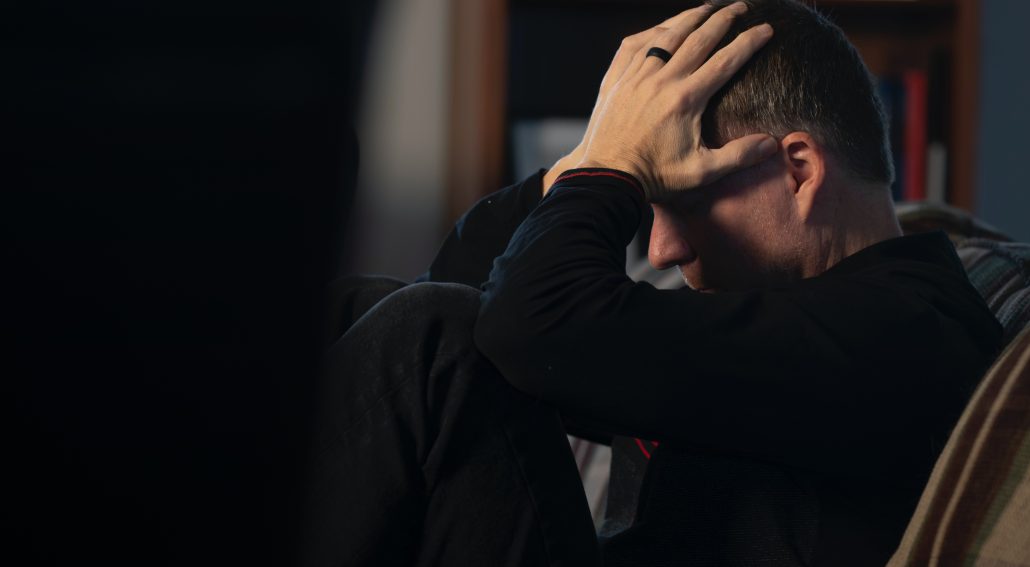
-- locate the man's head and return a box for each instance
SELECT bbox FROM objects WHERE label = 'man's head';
[702,0,892,185]
[649,0,900,292]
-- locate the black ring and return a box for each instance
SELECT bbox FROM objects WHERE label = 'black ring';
[646,47,673,63]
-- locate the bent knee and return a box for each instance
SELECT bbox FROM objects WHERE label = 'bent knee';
[390,282,480,319]
[368,282,482,349]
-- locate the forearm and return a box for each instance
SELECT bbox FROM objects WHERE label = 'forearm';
[473,169,900,476]
[475,168,652,429]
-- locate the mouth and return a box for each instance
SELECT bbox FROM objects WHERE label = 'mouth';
[680,270,718,293]
[686,280,717,293]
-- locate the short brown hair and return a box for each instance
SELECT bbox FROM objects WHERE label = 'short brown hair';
[701,0,894,185]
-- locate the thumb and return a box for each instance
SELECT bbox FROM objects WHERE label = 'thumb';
[695,133,779,188]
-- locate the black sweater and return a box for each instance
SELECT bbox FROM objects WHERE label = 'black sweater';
[425,168,1002,566]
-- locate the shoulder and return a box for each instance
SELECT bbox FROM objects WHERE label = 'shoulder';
[791,231,1002,370]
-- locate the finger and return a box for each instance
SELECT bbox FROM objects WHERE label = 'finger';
[686,23,774,104]
[665,1,749,77]
[629,5,715,77]
[590,18,683,137]
[686,133,780,189]
[616,5,717,84]
[658,4,713,29]
[603,26,666,89]
[624,5,708,60]
[700,134,778,187]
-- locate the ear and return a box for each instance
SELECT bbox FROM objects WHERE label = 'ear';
[781,132,826,221]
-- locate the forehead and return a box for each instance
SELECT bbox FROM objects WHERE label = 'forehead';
[667,167,765,210]
[663,162,788,227]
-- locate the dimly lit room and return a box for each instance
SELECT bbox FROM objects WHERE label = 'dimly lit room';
[8,0,1029,565]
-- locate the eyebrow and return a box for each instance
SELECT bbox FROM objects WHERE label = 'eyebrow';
[667,185,717,212]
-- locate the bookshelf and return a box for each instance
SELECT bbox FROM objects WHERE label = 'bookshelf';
[485,0,982,212]
[445,0,980,223]
[813,0,980,209]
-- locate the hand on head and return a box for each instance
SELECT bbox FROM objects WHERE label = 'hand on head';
[544,2,778,200]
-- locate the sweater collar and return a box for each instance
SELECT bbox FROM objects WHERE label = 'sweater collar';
[822,230,962,277]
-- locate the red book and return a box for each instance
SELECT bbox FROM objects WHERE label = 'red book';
[902,69,928,201]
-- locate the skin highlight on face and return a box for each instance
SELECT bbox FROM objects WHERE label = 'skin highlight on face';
[649,142,805,293]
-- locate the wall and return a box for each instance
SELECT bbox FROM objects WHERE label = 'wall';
[350,0,450,280]
[976,0,1030,241]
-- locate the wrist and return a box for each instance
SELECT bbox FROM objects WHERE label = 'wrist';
[552,166,646,201]
[543,152,583,196]
[575,158,650,199]
[542,168,560,197]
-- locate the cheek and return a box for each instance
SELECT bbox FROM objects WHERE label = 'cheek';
[705,194,792,263]
[706,198,765,244]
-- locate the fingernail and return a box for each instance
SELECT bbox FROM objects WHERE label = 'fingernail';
[732,2,748,14]
[759,137,778,155]
[760,23,774,37]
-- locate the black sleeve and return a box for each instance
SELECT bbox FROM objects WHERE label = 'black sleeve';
[473,168,974,479]
[416,169,545,287]
[418,168,615,443]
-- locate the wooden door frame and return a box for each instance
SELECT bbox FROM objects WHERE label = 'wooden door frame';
[446,0,509,228]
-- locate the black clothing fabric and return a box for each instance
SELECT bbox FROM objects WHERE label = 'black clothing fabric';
[317,168,1000,565]
[305,278,599,567]
[424,168,1000,565]
[418,170,546,287]
[477,170,1000,460]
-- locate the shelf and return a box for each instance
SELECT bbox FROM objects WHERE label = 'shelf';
[450,0,981,214]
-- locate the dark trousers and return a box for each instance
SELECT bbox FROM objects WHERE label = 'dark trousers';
[302,277,601,567]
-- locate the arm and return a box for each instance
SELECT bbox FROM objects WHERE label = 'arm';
[473,169,949,479]
[418,4,747,286]
[476,5,903,477]
[474,172,814,448]
[417,170,544,287]
[418,169,621,444]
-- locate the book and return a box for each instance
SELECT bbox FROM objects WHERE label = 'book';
[902,69,928,201]
[925,49,951,203]
[877,76,906,201]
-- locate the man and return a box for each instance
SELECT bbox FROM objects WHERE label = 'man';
[306,1,1002,565]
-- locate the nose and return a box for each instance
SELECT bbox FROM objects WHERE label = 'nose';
[648,204,697,270]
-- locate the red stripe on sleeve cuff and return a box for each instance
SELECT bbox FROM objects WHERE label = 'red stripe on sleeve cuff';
[553,169,645,200]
